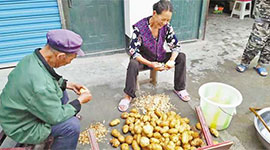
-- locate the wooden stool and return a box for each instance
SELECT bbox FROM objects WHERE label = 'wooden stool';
[136,69,157,90]
[0,127,52,150]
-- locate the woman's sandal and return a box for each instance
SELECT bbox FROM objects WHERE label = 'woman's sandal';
[236,64,248,73]
[174,89,191,102]
[118,98,131,112]
[253,67,268,77]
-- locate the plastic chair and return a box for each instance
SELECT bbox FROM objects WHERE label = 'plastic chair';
[230,0,252,19]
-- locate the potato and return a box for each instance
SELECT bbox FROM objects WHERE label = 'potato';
[161,114,168,121]
[167,111,176,117]
[154,126,161,132]
[150,121,156,127]
[183,143,191,150]
[110,138,120,147]
[150,113,159,120]
[175,114,182,120]
[175,146,183,150]
[135,113,141,119]
[178,125,185,133]
[154,110,162,118]
[160,121,169,127]
[190,146,197,150]
[196,122,201,130]
[190,138,203,147]
[167,116,175,122]
[146,133,153,138]
[142,115,150,122]
[110,119,120,126]
[175,140,181,146]
[111,129,121,138]
[188,131,194,141]
[133,134,138,141]
[122,125,129,134]
[121,112,129,119]
[181,131,189,144]
[125,135,133,144]
[153,132,162,139]
[159,142,165,148]
[164,141,175,150]
[118,135,125,143]
[150,138,160,144]
[163,133,170,138]
[164,137,170,144]
[160,126,169,134]
[129,123,134,132]
[129,113,136,118]
[132,140,141,150]
[143,124,154,135]
[120,143,129,150]
[134,119,141,125]
[170,134,179,143]
[126,117,135,125]
[168,128,178,134]
[130,108,139,113]
[151,143,162,150]
[191,131,200,138]
[182,117,190,124]
[134,125,142,134]
[213,140,219,145]
[169,119,177,128]
[140,136,150,147]
[136,134,141,144]
[155,119,162,126]
[210,128,219,137]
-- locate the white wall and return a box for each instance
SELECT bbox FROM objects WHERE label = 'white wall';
[124,0,159,38]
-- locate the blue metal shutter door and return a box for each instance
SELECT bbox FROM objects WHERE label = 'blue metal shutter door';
[0,0,62,64]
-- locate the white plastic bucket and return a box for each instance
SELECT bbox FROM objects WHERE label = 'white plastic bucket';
[199,82,243,130]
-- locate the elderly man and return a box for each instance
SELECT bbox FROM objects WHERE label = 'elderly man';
[0,29,92,150]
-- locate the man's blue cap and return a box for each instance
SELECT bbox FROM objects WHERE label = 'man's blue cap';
[46,29,85,56]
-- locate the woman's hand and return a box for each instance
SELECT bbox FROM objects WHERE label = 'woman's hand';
[165,60,175,70]
[66,82,83,95]
[149,62,165,71]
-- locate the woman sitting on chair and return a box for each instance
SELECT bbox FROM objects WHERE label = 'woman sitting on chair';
[118,0,190,112]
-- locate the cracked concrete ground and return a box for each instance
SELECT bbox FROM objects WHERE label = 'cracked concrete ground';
[0,13,269,149]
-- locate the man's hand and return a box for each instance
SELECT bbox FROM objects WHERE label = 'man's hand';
[67,82,83,95]
[78,87,92,104]
[149,62,165,71]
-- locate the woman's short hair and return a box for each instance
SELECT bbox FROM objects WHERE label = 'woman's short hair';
[153,0,173,14]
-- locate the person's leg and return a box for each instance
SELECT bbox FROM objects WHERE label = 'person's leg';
[256,38,270,76]
[123,59,144,98]
[161,52,186,90]
[120,59,144,111]
[240,21,268,66]
[50,117,80,150]
[174,53,186,91]
[163,52,190,101]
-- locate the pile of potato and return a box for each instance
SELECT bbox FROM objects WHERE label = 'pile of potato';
[109,108,205,150]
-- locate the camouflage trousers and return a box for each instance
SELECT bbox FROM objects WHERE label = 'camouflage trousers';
[241,20,270,66]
